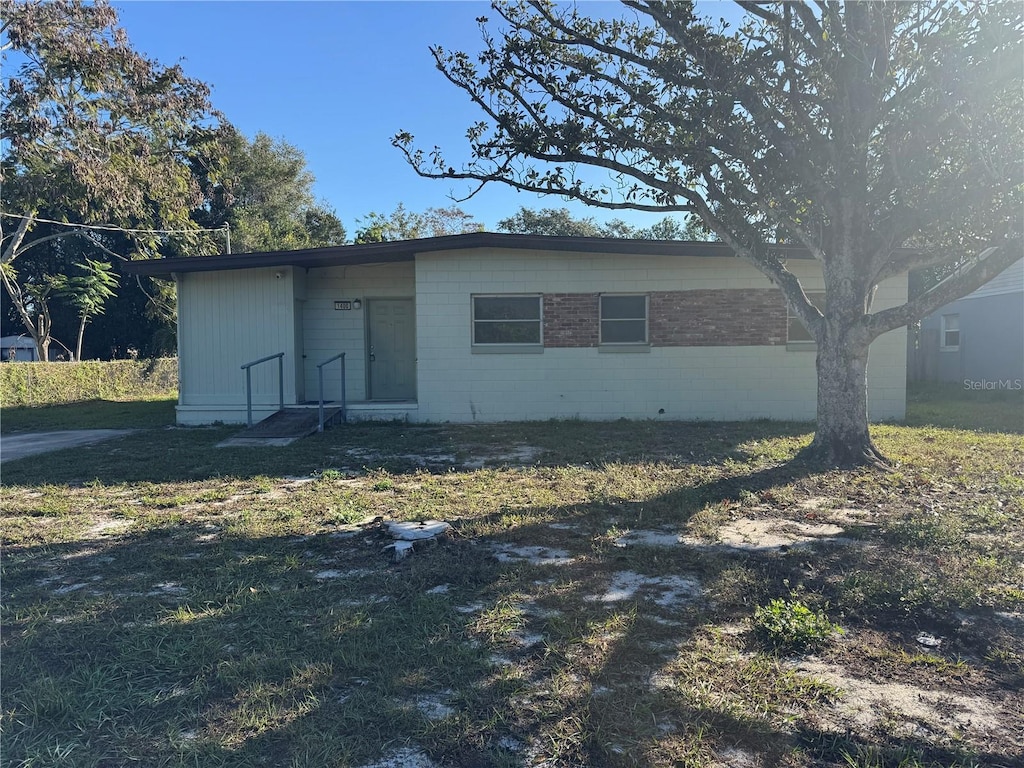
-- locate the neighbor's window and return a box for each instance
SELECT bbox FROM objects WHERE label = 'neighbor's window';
[787,292,826,343]
[940,314,960,351]
[472,295,542,345]
[600,294,648,344]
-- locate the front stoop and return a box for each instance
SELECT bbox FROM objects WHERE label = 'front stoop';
[217,407,343,448]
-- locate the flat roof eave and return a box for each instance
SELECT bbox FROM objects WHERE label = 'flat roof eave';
[121,231,819,278]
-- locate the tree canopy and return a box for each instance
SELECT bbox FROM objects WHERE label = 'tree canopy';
[496,205,707,240]
[193,129,347,254]
[1,1,347,359]
[352,203,482,244]
[1,0,220,359]
[396,0,1023,466]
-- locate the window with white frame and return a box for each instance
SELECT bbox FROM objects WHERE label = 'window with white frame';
[787,292,826,343]
[940,314,960,351]
[472,295,542,345]
[600,294,648,344]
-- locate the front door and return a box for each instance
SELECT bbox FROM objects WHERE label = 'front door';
[367,299,416,400]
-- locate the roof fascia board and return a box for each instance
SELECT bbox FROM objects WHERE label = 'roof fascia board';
[121,231,839,278]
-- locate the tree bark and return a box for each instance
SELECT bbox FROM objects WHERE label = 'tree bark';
[805,322,888,468]
[75,316,87,362]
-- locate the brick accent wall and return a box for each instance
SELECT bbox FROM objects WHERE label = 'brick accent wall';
[543,293,598,347]
[649,289,788,346]
[541,289,788,347]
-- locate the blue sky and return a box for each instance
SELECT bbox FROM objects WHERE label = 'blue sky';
[113,1,740,234]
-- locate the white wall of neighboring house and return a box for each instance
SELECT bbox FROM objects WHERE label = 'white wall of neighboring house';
[0,336,39,362]
[963,257,1024,300]
[914,258,1024,384]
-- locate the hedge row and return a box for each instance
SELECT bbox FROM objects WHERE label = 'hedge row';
[0,358,178,407]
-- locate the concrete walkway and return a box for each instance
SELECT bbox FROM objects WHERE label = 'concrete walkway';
[0,429,135,463]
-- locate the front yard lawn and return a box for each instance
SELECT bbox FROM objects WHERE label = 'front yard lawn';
[2,391,1022,767]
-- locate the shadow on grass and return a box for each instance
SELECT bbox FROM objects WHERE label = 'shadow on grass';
[0,418,816,487]
[0,397,177,433]
[6,496,1018,768]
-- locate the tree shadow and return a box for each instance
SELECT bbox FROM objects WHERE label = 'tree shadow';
[0,417,817,486]
[6,415,1016,765]
[6,482,1019,767]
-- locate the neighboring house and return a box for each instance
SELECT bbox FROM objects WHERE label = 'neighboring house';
[913,258,1023,385]
[0,335,38,362]
[123,233,908,426]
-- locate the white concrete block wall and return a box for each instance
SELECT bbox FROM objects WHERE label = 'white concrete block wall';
[172,246,907,425]
[414,248,907,423]
[301,262,415,402]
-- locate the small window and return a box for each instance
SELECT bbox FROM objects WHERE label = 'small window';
[600,294,648,344]
[472,295,542,345]
[940,314,960,351]
[788,292,826,343]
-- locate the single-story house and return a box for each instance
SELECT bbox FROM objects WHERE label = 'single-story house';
[0,335,39,362]
[123,233,908,426]
[912,258,1023,386]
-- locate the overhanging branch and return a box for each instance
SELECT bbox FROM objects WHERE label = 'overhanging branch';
[866,244,1022,338]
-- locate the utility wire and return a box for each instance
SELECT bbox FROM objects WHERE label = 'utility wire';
[0,211,228,237]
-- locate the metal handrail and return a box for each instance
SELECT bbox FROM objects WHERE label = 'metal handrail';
[240,352,284,427]
[316,352,347,432]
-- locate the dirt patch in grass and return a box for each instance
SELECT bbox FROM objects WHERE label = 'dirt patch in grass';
[793,657,1015,748]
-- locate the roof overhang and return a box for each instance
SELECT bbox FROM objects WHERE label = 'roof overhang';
[121,232,820,279]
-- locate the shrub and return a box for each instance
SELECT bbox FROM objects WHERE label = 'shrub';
[753,597,841,653]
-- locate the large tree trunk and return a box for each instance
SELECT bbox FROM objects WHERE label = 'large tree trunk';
[806,323,888,468]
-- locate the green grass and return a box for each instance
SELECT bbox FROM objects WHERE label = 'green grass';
[906,381,1024,433]
[2,389,1022,767]
[0,396,178,433]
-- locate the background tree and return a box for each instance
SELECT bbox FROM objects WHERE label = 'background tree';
[352,203,481,243]
[497,206,605,237]
[192,129,346,254]
[50,258,118,362]
[1,0,221,360]
[497,205,699,239]
[396,0,1023,466]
